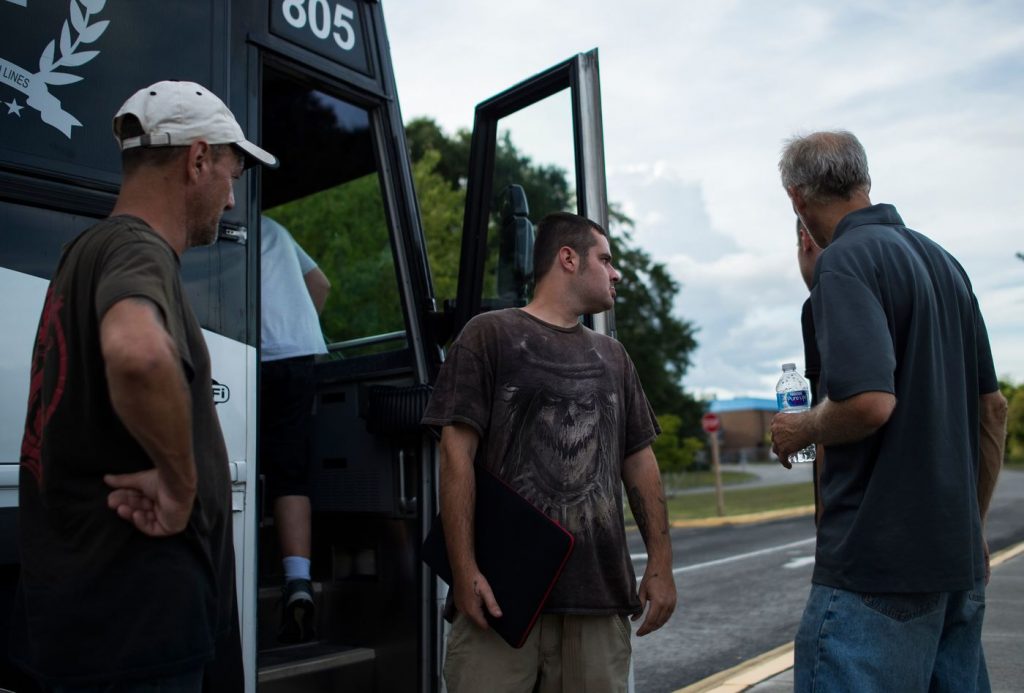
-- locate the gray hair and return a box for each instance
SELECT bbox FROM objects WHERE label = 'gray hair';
[779,131,871,203]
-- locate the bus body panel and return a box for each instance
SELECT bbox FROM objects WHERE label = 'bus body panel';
[1,3,611,691]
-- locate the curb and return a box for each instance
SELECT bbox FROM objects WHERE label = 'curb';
[673,539,1024,693]
[672,643,794,693]
[669,505,815,529]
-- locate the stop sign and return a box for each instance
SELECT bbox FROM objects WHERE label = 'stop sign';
[701,412,721,434]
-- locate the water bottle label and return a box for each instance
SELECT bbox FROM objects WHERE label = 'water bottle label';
[777,390,808,410]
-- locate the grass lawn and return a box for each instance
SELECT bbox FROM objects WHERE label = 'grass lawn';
[624,481,815,524]
[664,482,815,520]
[661,470,757,490]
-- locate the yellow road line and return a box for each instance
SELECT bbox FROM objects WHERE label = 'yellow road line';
[990,540,1024,568]
[673,643,794,693]
[669,505,815,529]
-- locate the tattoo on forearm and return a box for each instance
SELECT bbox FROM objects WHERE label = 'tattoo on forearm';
[658,494,668,535]
[628,485,651,541]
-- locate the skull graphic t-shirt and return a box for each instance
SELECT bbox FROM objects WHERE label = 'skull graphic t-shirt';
[423,309,660,613]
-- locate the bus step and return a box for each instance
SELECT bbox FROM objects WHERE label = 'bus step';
[257,642,375,683]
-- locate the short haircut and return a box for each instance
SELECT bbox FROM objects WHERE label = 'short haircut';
[533,212,608,282]
[118,114,236,174]
[779,130,871,203]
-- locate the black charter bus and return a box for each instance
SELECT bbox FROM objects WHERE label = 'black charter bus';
[0,1,611,690]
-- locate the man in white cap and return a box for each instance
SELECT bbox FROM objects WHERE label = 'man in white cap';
[13,80,276,691]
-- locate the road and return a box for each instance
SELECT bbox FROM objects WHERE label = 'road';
[627,469,1024,693]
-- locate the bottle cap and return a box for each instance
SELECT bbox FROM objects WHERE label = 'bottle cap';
[782,363,796,371]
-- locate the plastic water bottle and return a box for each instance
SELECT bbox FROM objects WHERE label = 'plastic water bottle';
[776,363,815,464]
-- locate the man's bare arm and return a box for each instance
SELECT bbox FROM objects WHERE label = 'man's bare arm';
[303,267,331,315]
[622,445,677,636]
[772,391,896,467]
[101,297,195,536]
[978,391,1007,523]
[439,422,501,628]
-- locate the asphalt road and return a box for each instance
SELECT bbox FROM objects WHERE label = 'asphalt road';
[627,469,1024,693]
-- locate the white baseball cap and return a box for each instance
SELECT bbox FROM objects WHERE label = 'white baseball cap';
[113,80,278,168]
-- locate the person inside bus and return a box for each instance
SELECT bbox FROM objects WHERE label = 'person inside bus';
[259,214,330,643]
[422,211,677,692]
[13,80,276,692]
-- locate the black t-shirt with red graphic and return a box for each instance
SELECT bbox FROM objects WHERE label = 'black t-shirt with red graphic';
[13,216,234,685]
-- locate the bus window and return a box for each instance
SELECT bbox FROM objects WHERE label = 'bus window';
[261,66,407,358]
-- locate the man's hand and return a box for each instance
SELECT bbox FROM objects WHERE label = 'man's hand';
[633,567,677,636]
[453,568,502,630]
[105,468,194,537]
[772,393,895,468]
[770,411,813,468]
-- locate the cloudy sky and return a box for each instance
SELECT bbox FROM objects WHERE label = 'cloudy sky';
[384,0,1024,400]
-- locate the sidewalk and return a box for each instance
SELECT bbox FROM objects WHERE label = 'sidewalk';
[697,542,1024,692]
[667,462,813,497]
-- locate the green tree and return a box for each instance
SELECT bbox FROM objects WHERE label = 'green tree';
[1001,379,1024,461]
[413,149,465,301]
[405,118,573,218]
[651,414,704,473]
[267,173,402,343]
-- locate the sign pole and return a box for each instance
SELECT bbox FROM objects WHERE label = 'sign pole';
[710,431,725,517]
[701,412,725,517]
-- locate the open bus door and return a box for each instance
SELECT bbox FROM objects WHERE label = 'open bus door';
[253,67,437,693]
[452,49,613,338]
[249,6,440,692]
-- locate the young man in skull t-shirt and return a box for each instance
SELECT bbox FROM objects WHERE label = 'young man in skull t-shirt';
[423,212,676,693]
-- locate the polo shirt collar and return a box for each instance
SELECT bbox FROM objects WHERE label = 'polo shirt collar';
[833,203,904,242]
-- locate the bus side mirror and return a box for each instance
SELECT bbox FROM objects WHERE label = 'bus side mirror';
[497,184,533,306]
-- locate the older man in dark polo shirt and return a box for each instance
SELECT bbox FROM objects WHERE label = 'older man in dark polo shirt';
[771,130,1007,692]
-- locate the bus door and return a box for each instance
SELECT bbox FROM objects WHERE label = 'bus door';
[453,50,613,338]
[250,4,437,690]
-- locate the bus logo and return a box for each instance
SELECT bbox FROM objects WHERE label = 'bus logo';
[0,0,108,138]
[212,382,230,404]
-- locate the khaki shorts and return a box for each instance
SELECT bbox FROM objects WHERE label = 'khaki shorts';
[444,612,632,693]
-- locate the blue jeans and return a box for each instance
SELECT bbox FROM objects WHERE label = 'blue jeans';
[795,581,989,693]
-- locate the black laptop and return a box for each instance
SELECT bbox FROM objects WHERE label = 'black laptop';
[422,465,575,648]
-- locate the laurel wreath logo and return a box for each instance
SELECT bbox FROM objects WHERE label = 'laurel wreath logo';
[0,0,109,137]
[36,0,109,86]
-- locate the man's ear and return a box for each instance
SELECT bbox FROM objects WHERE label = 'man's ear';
[799,227,816,254]
[186,140,212,183]
[557,245,578,273]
